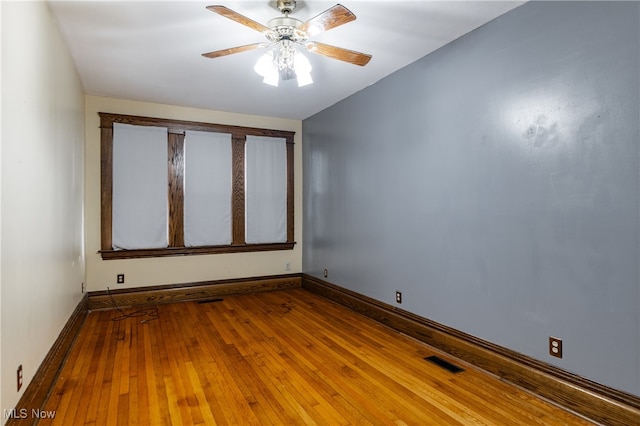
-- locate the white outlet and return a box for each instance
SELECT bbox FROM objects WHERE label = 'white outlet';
[285,261,291,271]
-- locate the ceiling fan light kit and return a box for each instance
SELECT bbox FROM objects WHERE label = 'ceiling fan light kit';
[254,43,313,87]
[202,1,371,87]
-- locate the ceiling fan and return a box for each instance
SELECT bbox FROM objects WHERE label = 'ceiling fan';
[202,1,372,86]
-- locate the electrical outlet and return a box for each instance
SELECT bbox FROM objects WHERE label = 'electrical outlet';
[285,261,291,271]
[396,291,402,304]
[323,268,328,278]
[17,365,23,391]
[549,336,563,358]
[117,274,125,284]
[81,282,85,293]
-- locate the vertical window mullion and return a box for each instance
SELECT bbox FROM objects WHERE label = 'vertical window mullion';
[168,132,185,247]
[231,134,246,245]
[100,122,114,251]
[286,137,294,243]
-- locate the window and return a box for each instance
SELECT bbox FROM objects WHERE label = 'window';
[99,113,295,260]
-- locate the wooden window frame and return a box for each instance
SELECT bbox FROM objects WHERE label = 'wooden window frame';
[99,112,295,260]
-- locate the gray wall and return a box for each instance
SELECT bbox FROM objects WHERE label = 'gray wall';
[302,1,640,395]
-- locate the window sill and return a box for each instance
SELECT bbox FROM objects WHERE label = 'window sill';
[100,242,296,260]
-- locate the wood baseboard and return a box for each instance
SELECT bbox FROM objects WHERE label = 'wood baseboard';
[6,293,89,426]
[301,274,640,426]
[88,274,302,310]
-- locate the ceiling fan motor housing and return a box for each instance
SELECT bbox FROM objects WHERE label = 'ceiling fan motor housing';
[266,16,307,43]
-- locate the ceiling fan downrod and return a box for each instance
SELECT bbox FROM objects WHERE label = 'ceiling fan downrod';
[276,0,297,16]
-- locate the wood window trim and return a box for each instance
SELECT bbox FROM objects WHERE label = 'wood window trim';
[99,112,295,260]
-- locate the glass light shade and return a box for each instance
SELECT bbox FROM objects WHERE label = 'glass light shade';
[263,67,279,86]
[254,50,279,86]
[294,50,311,73]
[253,51,273,76]
[294,50,313,87]
[296,71,313,87]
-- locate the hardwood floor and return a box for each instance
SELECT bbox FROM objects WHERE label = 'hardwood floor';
[40,289,594,425]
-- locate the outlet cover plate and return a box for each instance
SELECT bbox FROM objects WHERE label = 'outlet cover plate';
[549,336,563,358]
[17,365,23,391]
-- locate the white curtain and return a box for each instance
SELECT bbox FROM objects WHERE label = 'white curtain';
[112,123,168,249]
[184,131,232,246]
[245,135,287,243]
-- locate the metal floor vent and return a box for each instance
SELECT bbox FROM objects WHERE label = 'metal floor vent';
[197,298,224,304]
[424,355,465,374]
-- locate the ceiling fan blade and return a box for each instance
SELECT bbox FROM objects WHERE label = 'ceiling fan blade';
[206,5,270,33]
[306,42,372,66]
[297,4,356,37]
[202,43,266,59]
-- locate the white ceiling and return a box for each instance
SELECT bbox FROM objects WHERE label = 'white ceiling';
[48,1,525,120]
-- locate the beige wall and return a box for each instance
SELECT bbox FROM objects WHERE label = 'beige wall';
[1,1,85,418]
[85,96,303,292]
